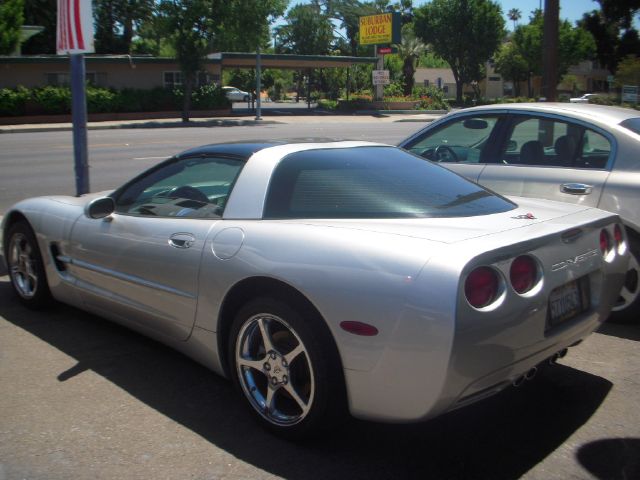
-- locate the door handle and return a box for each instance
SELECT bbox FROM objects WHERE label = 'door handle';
[560,183,592,195]
[168,233,195,249]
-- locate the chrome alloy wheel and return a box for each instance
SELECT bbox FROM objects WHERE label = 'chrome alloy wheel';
[235,313,315,426]
[613,251,639,312]
[8,232,39,299]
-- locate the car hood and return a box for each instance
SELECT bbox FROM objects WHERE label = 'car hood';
[277,197,604,244]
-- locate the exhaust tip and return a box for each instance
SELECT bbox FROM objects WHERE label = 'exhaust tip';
[525,367,538,381]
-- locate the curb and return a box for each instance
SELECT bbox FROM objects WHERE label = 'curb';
[0,118,284,134]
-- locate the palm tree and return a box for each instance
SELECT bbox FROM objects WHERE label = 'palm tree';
[508,8,522,31]
[395,26,427,96]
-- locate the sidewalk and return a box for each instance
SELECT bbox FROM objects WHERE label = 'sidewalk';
[0,110,444,134]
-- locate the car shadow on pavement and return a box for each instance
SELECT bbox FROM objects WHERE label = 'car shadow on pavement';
[577,438,640,480]
[597,322,640,341]
[0,279,615,480]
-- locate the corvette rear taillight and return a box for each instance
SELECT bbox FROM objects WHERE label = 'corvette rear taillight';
[465,267,499,308]
[600,229,610,256]
[614,224,624,248]
[510,255,538,294]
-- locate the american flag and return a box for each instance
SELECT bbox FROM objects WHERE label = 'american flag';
[57,0,94,54]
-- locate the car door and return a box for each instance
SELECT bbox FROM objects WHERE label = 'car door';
[477,112,613,207]
[67,154,245,340]
[401,112,509,182]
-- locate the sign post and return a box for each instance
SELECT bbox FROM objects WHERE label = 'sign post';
[359,13,401,102]
[57,0,94,196]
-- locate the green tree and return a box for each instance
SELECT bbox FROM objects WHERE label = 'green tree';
[494,42,528,97]
[615,55,640,87]
[394,25,426,96]
[507,7,521,30]
[514,10,594,97]
[22,0,55,54]
[414,0,505,104]
[95,0,154,53]
[0,0,24,55]
[157,0,287,121]
[276,3,334,55]
[580,0,640,73]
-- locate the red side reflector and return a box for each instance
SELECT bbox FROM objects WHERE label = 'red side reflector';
[340,321,379,336]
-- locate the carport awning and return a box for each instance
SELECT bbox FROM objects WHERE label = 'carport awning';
[207,52,378,69]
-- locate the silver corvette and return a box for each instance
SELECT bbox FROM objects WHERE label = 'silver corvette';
[1,141,629,438]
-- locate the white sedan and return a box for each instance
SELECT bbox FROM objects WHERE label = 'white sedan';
[222,86,250,102]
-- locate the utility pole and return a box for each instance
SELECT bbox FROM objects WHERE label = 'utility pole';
[541,0,559,101]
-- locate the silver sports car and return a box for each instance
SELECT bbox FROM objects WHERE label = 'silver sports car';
[1,141,629,438]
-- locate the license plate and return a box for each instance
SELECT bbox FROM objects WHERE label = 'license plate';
[548,277,590,327]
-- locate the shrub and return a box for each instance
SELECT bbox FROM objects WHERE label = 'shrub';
[86,86,117,113]
[192,84,229,109]
[317,99,338,110]
[32,86,72,114]
[412,85,449,110]
[0,86,30,116]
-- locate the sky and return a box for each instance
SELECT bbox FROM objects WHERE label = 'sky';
[282,1,607,30]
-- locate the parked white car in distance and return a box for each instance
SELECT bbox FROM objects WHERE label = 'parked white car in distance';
[223,86,250,103]
[570,93,598,103]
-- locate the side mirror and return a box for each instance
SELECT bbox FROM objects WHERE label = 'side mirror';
[85,197,115,219]
[507,140,518,151]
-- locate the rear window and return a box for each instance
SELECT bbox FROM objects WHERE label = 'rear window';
[264,146,516,219]
[620,118,640,135]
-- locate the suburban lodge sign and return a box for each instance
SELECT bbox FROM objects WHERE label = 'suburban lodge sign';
[359,13,401,46]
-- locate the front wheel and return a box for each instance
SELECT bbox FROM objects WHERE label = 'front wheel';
[228,297,345,438]
[5,221,52,308]
[609,237,640,324]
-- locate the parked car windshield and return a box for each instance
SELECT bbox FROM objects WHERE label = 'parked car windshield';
[264,146,516,219]
[620,118,640,135]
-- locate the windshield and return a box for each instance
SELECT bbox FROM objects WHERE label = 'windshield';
[620,118,640,135]
[264,146,516,219]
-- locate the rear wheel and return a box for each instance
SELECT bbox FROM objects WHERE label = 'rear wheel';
[609,237,640,324]
[228,296,345,439]
[5,221,52,308]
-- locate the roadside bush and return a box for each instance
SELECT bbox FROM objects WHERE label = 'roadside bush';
[384,82,404,97]
[589,95,615,106]
[192,84,230,109]
[0,86,30,116]
[32,86,71,114]
[413,85,449,110]
[86,86,117,113]
[317,99,338,110]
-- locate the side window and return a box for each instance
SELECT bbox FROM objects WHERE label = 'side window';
[114,156,244,218]
[578,130,611,168]
[405,116,501,163]
[502,115,611,169]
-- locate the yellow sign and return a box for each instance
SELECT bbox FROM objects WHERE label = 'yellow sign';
[359,13,398,46]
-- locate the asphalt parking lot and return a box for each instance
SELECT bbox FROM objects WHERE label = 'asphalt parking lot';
[0,253,639,480]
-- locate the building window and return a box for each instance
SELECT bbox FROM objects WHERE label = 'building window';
[164,71,183,89]
[45,72,106,87]
[164,71,215,89]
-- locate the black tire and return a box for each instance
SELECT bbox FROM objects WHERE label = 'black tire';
[5,221,53,309]
[228,296,346,439]
[609,236,640,324]
[243,95,249,102]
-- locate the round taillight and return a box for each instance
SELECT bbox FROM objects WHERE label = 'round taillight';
[600,229,610,255]
[614,224,624,247]
[465,267,499,308]
[510,255,537,294]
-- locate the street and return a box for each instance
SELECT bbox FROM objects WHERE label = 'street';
[0,116,427,213]
[1,118,639,479]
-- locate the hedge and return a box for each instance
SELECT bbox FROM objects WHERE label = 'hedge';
[0,84,231,116]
